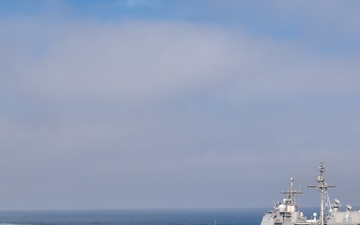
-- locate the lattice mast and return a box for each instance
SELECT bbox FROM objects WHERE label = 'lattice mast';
[308,162,336,225]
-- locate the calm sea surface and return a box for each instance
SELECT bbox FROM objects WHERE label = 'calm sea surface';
[0,208,319,225]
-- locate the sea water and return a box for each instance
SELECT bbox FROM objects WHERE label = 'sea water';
[0,208,319,225]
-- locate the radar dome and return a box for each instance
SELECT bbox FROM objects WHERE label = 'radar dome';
[346,205,352,211]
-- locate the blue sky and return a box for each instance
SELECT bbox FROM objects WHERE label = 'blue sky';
[1,0,360,210]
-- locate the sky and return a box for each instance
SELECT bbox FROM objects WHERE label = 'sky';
[1,0,360,210]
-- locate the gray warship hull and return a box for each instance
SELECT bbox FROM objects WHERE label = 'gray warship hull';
[260,163,360,225]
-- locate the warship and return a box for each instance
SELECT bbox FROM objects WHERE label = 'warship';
[260,162,360,225]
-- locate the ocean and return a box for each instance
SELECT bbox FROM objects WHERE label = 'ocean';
[0,208,320,225]
[0,208,264,225]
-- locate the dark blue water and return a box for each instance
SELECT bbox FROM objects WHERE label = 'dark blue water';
[0,208,265,225]
[0,208,322,225]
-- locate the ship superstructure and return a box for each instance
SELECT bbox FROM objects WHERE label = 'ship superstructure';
[260,177,315,225]
[260,162,360,225]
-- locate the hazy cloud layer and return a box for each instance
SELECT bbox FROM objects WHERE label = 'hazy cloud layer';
[1,2,360,210]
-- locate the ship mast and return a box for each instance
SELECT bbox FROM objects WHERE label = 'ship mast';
[281,177,303,207]
[308,162,335,225]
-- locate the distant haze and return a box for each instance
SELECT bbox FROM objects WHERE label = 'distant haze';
[1,0,360,210]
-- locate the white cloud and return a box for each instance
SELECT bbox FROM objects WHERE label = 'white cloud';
[2,19,358,105]
[1,16,360,209]
[15,21,237,102]
[126,0,162,8]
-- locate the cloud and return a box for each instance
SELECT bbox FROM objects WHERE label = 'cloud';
[114,0,160,9]
[1,15,360,209]
[3,18,359,104]
[10,21,235,102]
